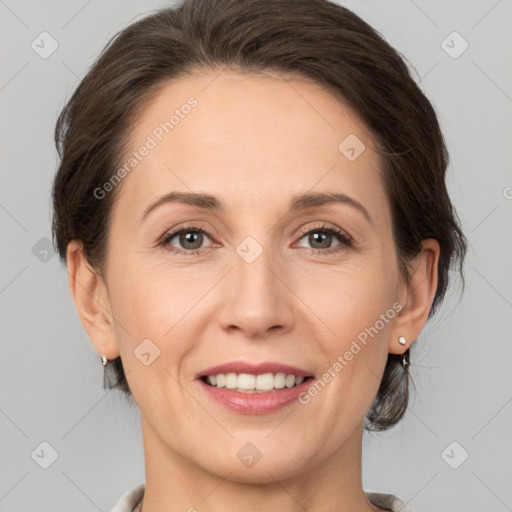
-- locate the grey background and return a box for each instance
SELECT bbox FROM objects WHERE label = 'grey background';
[1,0,511,511]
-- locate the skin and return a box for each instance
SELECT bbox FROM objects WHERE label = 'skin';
[67,69,439,512]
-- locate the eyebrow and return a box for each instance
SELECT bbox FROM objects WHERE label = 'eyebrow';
[139,191,374,227]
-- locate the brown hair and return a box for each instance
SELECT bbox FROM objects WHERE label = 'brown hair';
[52,0,467,431]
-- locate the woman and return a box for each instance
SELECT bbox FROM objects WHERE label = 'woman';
[51,0,467,510]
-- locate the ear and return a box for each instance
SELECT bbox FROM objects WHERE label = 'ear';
[66,240,120,361]
[388,238,440,355]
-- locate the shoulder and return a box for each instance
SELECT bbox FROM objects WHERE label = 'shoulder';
[110,483,145,512]
[366,491,415,512]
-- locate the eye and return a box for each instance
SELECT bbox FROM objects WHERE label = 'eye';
[158,222,353,256]
[159,224,213,255]
[295,223,352,254]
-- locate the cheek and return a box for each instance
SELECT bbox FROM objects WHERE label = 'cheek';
[305,270,396,408]
[107,258,191,366]
[296,260,397,341]
[111,254,191,328]
[112,249,398,349]
[108,264,197,413]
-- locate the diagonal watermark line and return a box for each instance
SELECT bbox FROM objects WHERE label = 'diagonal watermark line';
[0,202,29,232]
[471,0,503,29]
[470,205,499,233]
[64,267,132,337]
[164,368,235,438]
[471,265,512,309]
[0,265,28,295]
[61,0,93,29]
[409,409,439,439]
[266,163,337,235]
[407,0,439,28]
[368,367,381,382]
[419,61,439,84]
[61,391,110,440]
[0,408,29,438]
[265,409,296,438]
[200,471,232,502]
[163,163,233,234]
[472,61,512,104]
[266,471,308,511]
[0,472,29,502]
[61,471,102,511]
[0,61,29,92]
[62,60,110,111]
[265,265,336,335]
[284,78,336,130]
[201,66,228,93]
[402,472,439,510]
[61,60,82,81]
[471,470,511,509]
[471,396,512,439]
[0,0,29,28]
[408,271,431,302]
[162,267,233,337]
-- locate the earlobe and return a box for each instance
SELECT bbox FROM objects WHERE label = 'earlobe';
[388,238,440,355]
[66,241,120,361]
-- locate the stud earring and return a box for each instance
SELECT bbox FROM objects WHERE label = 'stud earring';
[101,355,108,366]
[398,336,407,346]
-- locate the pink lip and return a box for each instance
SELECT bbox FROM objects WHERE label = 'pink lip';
[196,362,316,415]
[197,361,315,379]
[197,376,315,415]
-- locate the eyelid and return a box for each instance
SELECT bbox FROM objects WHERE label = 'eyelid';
[293,222,353,253]
[159,221,353,254]
[158,223,215,250]
[295,222,352,241]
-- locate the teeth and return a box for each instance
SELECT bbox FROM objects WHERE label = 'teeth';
[274,373,286,389]
[285,374,295,388]
[225,373,238,389]
[204,372,307,391]
[238,373,256,389]
[256,373,274,390]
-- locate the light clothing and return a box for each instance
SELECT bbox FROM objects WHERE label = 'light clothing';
[111,483,415,511]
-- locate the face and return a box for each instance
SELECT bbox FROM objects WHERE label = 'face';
[102,69,404,482]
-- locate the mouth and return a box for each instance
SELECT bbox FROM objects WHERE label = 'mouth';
[199,373,315,393]
[195,361,316,414]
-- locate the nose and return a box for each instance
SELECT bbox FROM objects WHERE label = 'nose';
[217,244,295,340]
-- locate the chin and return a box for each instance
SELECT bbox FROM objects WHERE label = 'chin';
[201,449,314,484]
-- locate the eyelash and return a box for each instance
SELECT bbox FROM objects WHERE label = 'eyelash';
[158,223,353,256]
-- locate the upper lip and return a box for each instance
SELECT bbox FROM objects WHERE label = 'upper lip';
[197,362,315,379]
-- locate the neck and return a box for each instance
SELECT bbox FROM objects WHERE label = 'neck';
[137,417,381,512]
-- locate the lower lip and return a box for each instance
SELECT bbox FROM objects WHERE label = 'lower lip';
[198,377,314,414]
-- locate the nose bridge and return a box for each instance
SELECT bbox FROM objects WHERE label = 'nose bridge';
[219,232,294,337]
[235,235,277,295]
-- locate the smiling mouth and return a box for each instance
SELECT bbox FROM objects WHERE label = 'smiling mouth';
[200,373,314,393]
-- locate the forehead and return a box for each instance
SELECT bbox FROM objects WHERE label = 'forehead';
[112,69,385,221]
